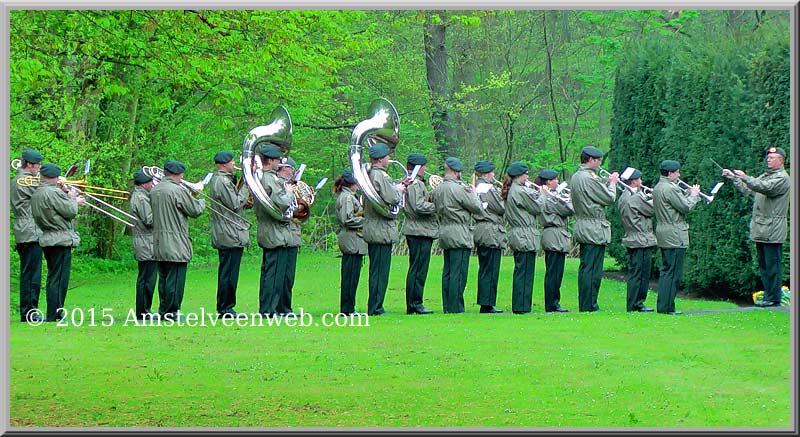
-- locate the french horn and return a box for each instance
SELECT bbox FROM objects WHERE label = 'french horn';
[242,105,294,221]
[349,98,404,218]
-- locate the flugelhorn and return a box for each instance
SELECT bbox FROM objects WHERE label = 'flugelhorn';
[142,166,251,230]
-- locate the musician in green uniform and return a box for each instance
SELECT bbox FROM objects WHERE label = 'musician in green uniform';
[30,164,85,322]
[252,144,295,317]
[129,169,158,319]
[570,146,618,312]
[431,157,483,313]
[11,149,44,322]
[277,156,301,316]
[502,161,543,314]
[616,169,656,312]
[151,160,206,321]
[363,142,406,316]
[334,169,367,315]
[653,160,700,315]
[208,150,251,319]
[537,169,572,313]
[402,152,436,315]
[472,160,505,313]
[722,146,790,307]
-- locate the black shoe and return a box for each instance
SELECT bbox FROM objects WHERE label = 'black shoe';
[658,311,682,315]
[479,306,502,313]
[755,301,780,307]
[548,307,569,313]
[512,311,530,315]
[407,307,433,315]
[637,307,654,313]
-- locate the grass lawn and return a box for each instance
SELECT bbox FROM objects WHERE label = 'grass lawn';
[8,251,792,429]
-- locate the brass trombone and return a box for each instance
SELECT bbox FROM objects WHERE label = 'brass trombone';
[61,182,139,228]
[16,176,129,201]
[142,166,251,231]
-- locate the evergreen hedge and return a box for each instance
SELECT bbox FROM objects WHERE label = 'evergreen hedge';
[607,33,790,300]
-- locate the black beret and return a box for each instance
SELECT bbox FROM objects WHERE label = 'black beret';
[164,160,186,174]
[625,169,642,180]
[538,169,558,181]
[21,149,43,164]
[39,163,61,178]
[134,169,153,185]
[474,160,495,174]
[766,146,786,158]
[659,160,680,172]
[368,142,391,159]
[259,144,283,159]
[507,161,529,177]
[407,153,428,166]
[581,146,605,158]
[445,157,464,172]
[214,150,234,164]
[279,157,296,169]
[341,168,356,185]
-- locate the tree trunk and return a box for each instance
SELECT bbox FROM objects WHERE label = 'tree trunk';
[542,12,566,180]
[423,11,456,159]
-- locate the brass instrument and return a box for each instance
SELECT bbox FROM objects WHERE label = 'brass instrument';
[676,178,722,204]
[426,172,444,190]
[598,167,634,193]
[16,177,129,201]
[142,166,251,230]
[349,98,404,218]
[61,182,139,228]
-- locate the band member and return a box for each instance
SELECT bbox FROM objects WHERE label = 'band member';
[472,160,505,314]
[431,157,483,313]
[151,160,206,321]
[30,163,85,322]
[402,152,436,315]
[502,161,544,314]
[653,159,700,315]
[537,169,572,313]
[209,150,250,319]
[570,146,618,312]
[252,144,295,317]
[363,142,406,316]
[334,169,367,315]
[722,146,790,307]
[11,149,44,322]
[616,169,656,312]
[276,156,300,316]
[130,169,158,319]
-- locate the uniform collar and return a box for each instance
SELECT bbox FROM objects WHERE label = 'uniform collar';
[579,164,597,173]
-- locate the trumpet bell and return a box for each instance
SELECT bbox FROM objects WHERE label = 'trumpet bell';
[428,173,444,190]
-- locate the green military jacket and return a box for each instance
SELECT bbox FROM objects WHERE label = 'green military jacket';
[335,187,368,255]
[208,170,251,250]
[129,186,154,261]
[30,181,80,248]
[363,165,402,245]
[402,175,438,239]
[473,176,506,249]
[570,165,616,245]
[653,176,700,249]
[253,169,294,249]
[732,168,790,243]
[431,175,483,250]
[150,178,206,262]
[539,194,574,253]
[617,188,657,249]
[505,182,544,252]
[11,168,43,244]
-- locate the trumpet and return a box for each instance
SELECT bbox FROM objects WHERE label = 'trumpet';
[525,180,571,203]
[142,166,251,230]
[676,178,722,204]
[598,167,634,193]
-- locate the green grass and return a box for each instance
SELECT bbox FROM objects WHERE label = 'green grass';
[8,252,792,428]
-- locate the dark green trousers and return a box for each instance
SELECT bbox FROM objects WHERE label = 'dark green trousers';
[259,247,288,315]
[476,246,501,306]
[367,243,392,315]
[136,260,158,316]
[544,250,565,312]
[626,247,653,311]
[216,248,243,315]
[405,236,433,312]
[656,248,685,313]
[42,246,71,322]
[280,246,298,314]
[157,261,188,316]
[442,248,470,313]
[578,244,605,312]
[340,254,363,314]
[757,243,783,304]
[16,242,42,321]
[512,251,536,313]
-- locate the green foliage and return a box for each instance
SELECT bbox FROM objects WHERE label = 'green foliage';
[608,25,790,299]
